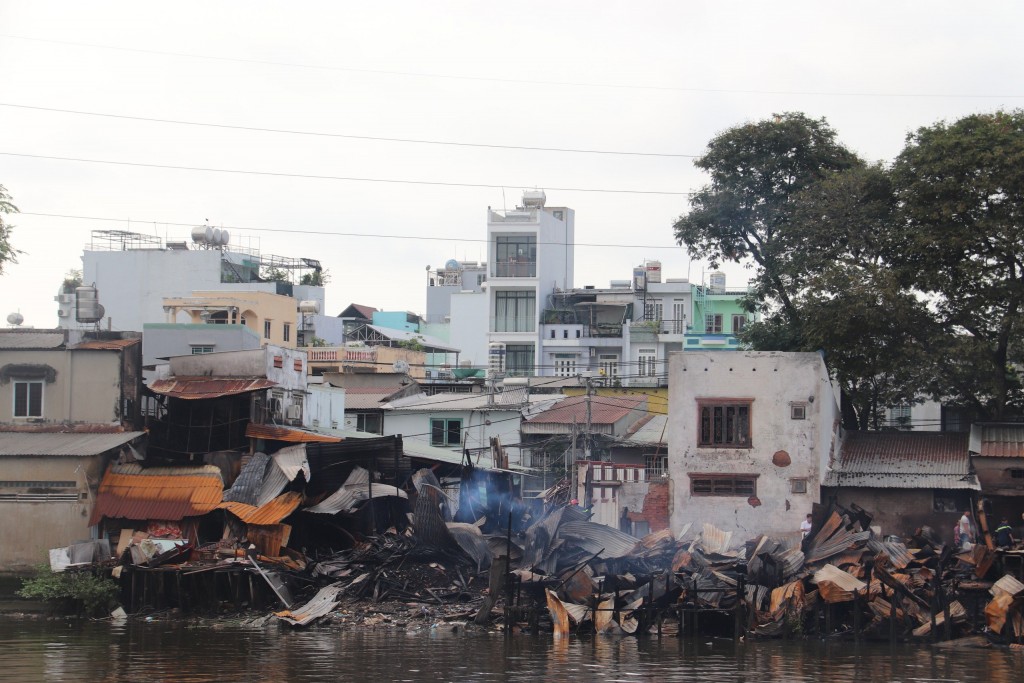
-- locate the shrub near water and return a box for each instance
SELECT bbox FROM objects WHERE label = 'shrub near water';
[17,566,119,617]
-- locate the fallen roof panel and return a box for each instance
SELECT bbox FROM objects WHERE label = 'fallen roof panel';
[89,464,224,525]
[219,491,303,525]
[245,423,343,443]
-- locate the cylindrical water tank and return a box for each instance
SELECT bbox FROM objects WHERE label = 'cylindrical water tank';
[75,286,105,323]
[298,300,320,314]
[220,229,230,247]
[212,228,223,246]
[191,225,213,243]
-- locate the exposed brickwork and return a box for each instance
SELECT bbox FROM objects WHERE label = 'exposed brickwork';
[629,480,671,532]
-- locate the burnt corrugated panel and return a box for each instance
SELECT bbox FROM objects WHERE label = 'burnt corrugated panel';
[558,520,639,559]
[89,464,223,525]
[245,423,343,443]
[0,431,145,457]
[147,377,276,400]
[70,338,141,350]
[219,491,303,525]
[222,452,271,505]
[839,431,970,475]
[822,471,979,490]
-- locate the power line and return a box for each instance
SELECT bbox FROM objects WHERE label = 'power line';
[4,34,1021,100]
[0,152,690,196]
[17,211,687,250]
[0,103,696,159]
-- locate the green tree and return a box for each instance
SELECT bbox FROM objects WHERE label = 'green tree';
[673,113,861,322]
[300,268,330,286]
[889,111,1024,418]
[61,268,83,293]
[260,267,290,282]
[0,184,21,274]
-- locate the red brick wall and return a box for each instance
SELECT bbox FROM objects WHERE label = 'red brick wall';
[628,480,671,532]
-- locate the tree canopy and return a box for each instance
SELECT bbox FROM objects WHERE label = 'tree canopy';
[674,111,1024,428]
[0,184,20,275]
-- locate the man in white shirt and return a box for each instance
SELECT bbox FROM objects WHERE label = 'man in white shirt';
[958,510,973,549]
[800,514,813,538]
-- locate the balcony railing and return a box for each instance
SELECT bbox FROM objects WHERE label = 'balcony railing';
[492,260,537,278]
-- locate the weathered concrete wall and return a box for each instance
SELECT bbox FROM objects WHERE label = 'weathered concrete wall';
[171,348,265,377]
[823,487,965,541]
[667,351,840,538]
[0,455,104,570]
[0,350,122,425]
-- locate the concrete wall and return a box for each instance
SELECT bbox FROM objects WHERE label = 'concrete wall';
[0,349,123,424]
[142,323,262,367]
[667,351,840,538]
[171,348,266,377]
[305,384,346,431]
[163,291,299,348]
[0,454,105,570]
[383,408,523,459]
[974,456,1024,497]
[449,290,488,368]
[823,487,966,541]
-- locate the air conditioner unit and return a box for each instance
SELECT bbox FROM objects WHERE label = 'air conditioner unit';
[285,404,302,421]
[56,309,69,317]
[58,294,75,304]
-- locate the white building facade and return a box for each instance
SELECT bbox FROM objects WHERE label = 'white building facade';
[667,351,841,538]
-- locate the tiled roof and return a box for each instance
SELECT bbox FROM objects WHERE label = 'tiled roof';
[218,491,303,525]
[525,395,647,426]
[148,377,276,400]
[245,423,343,443]
[70,338,141,350]
[969,423,1024,458]
[89,464,224,525]
[0,431,145,457]
[823,431,977,489]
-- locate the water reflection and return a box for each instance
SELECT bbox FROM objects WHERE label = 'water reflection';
[0,618,1018,682]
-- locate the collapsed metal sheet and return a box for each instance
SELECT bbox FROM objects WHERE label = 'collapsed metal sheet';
[273,444,311,482]
[275,583,344,627]
[304,466,408,515]
[222,452,271,505]
[557,521,640,559]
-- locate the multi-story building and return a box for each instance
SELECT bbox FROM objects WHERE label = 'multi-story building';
[486,191,574,377]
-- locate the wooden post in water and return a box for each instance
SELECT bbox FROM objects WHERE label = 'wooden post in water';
[734,575,745,641]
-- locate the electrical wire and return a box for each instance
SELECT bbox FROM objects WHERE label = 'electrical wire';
[0,103,696,158]
[0,152,691,196]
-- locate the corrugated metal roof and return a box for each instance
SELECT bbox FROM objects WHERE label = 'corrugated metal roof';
[344,386,408,410]
[0,331,65,349]
[0,431,144,457]
[0,423,131,434]
[557,520,640,559]
[969,423,1024,458]
[384,391,561,413]
[622,414,668,447]
[525,395,647,427]
[148,376,276,400]
[823,471,979,489]
[89,464,223,524]
[365,325,461,353]
[304,466,408,514]
[219,491,303,525]
[70,338,141,350]
[245,423,343,443]
[826,431,977,489]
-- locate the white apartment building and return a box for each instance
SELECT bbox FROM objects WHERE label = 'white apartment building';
[486,191,574,377]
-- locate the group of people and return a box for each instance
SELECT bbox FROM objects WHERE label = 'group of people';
[956,509,1019,550]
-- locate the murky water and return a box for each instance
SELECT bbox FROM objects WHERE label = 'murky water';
[0,618,1019,682]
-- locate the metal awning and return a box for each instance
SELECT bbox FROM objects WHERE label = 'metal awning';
[148,377,276,400]
[0,431,145,457]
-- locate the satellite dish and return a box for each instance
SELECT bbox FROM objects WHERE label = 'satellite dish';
[392,359,411,374]
[444,259,460,271]
[6,312,23,326]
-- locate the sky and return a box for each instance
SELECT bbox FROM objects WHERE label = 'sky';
[1,1,1022,327]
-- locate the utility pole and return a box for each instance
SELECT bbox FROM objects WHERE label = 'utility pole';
[584,374,594,461]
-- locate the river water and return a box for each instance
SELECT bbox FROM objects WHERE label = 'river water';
[0,618,1019,682]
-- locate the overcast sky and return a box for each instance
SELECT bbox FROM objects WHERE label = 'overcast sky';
[1,1,1021,327]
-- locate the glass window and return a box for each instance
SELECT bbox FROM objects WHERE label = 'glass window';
[505,344,535,376]
[698,401,752,447]
[264,320,272,339]
[732,314,747,334]
[430,418,463,446]
[706,314,723,334]
[638,349,657,377]
[283,323,291,342]
[554,353,577,377]
[599,354,619,378]
[190,346,215,355]
[494,235,537,277]
[494,291,536,332]
[13,381,43,418]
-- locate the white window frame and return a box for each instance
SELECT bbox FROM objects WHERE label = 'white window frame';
[638,349,657,377]
[13,380,44,418]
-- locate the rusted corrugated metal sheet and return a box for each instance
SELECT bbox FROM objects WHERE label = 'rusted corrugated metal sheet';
[823,431,978,489]
[70,338,141,350]
[219,491,303,525]
[245,423,342,443]
[89,464,223,525]
[970,424,1024,458]
[247,523,291,557]
[148,377,276,400]
[0,431,144,457]
[275,583,343,627]
[524,395,647,427]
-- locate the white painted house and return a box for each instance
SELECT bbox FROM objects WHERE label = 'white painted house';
[667,351,841,538]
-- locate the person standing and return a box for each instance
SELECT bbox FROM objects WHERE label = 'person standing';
[800,513,813,539]
[958,509,974,550]
[994,518,1015,549]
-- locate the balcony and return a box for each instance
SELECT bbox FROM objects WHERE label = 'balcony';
[491,317,535,333]
[492,260,537,278]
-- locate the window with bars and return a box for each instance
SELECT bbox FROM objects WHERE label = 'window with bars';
[554,354,578,377]
[283,323,291,342]
[190,345,215,355]
[698,400,751,447]
[430,418,463,446]
[645,453,668,477]
[264,320,272,339]
[13,381,43,418]
[705,314,723,334]
[689,474,757,497]
[599,354,619,378]
[732,314,747,334]
[638,349,657,377]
